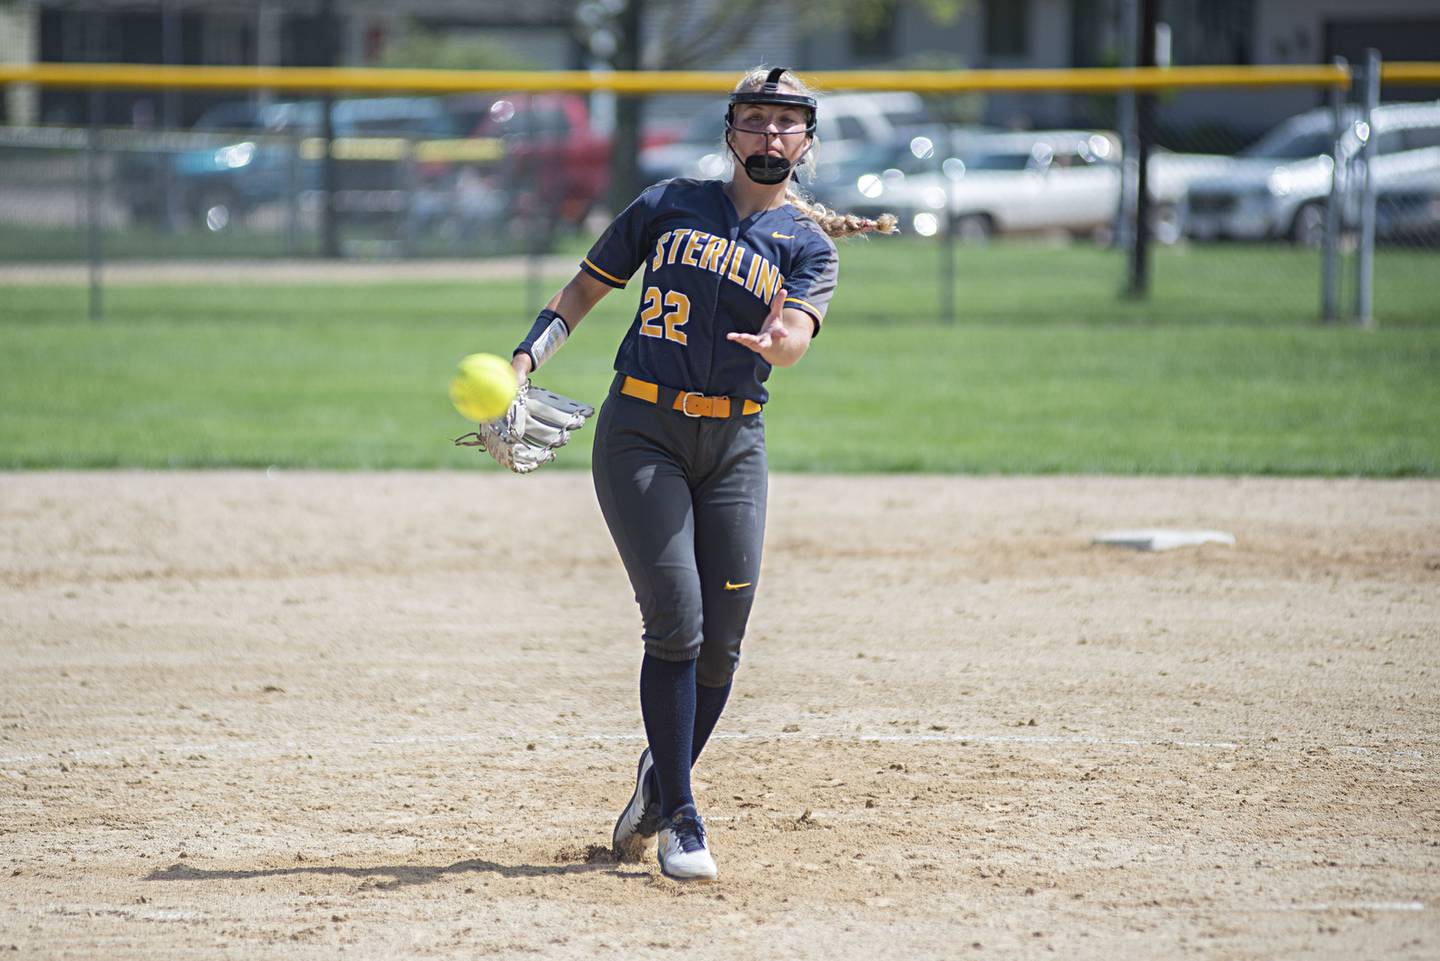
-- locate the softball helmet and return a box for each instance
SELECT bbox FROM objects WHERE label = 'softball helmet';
[726,67,817,185]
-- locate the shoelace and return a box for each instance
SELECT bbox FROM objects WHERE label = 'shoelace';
[670,814,707,854]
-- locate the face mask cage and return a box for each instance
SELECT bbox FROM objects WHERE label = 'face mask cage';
[725,67,818,139]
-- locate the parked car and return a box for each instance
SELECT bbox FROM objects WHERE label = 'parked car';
[805,125,999,210]
[119,96,470,231]
[447,93,608,230]
[1181,100,1440,245]
[640,91,935,185]
[821,129,1228,240]
[1376,167,1440,245]
[444,92,680,239]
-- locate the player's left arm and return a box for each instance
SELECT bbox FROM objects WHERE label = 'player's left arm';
[726,287,814,368]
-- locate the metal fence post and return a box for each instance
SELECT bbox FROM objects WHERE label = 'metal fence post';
[1115,87,1138,253]
[81,8,105,321]
[160,0,181,234]
[940,135,955,325]
[1125,0,1158,299]
[1114,0,1139,253]
[85,83,102,322]
[399,135,417,259]
[939,208,956,324]
[524,92,542,313]
[286,128,301,256]
[1320,57,1347,323]
[318,0,339,259]
[1355,49,1380,328]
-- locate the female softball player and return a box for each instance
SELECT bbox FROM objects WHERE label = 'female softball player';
[494,67,894,880]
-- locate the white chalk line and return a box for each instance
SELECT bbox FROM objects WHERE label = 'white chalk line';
[1271,901,1428,913]
[0,730,1430,770]
[11,899,1429,919]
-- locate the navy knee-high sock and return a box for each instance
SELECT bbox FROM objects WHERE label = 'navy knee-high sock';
[690,679,732,765]
[641,677,732,813]
[639,654,697,819]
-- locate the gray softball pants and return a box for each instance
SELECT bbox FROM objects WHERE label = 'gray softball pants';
[591,377,768,688]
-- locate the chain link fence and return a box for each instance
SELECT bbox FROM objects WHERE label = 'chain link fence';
[0,92,595,262]
[1,69,1435,324]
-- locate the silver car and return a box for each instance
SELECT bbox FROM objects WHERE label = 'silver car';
[1376,168,1440,246]
[1182,101,1440,245]
[821,129,1226,241]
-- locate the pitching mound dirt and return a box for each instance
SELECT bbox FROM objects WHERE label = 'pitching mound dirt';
[2,472,1436,959]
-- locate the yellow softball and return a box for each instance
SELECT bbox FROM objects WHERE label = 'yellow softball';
[449,352,518,423]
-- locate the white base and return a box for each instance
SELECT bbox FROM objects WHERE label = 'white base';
[1091,529,1236,551]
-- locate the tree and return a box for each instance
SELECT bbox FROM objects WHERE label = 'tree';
[579,0,971,210]
[377,21,538,72]
[640,0,970,69]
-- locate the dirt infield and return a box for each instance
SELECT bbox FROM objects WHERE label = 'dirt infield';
[1,471,1436,960]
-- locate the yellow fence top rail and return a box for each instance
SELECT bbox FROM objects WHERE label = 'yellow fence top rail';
[1382,62,1440,85]
[0,62,1380,95]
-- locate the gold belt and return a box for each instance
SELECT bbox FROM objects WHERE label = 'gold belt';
[619,376,762,419]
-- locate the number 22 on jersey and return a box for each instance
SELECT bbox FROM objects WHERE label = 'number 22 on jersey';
[637,287,690,346]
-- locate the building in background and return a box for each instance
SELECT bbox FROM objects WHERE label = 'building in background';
[4,0,1438,141]
[5,0,578,126]
[800,0,1439,142]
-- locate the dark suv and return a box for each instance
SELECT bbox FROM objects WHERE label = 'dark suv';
[120,97,465,231]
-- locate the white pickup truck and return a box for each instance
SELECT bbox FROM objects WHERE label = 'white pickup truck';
[1181,101,1440,245]
[823,129,1231,241]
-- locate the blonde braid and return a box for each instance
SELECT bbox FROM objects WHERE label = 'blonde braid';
[786,186,899,239]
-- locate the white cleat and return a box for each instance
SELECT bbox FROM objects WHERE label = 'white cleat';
[657,804,718,881]
[612,747,662,860]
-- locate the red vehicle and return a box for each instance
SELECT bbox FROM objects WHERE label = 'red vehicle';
[445,93,674,230]
[444,93,605,229]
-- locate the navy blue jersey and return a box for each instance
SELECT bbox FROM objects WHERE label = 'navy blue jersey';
[580,178,838,405]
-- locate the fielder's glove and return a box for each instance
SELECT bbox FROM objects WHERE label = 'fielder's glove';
[453,380,595,474]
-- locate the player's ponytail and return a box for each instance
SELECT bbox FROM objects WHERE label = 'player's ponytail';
[728,67,898,239]
[785,191,899,239]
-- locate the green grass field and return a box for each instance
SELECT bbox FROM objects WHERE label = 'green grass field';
[2,239,1436,474]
